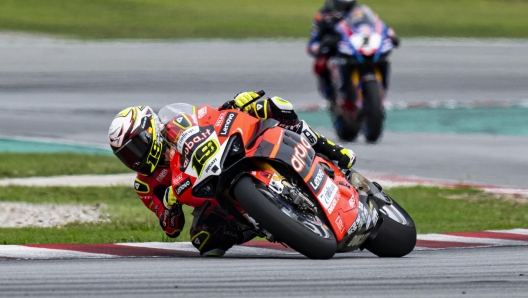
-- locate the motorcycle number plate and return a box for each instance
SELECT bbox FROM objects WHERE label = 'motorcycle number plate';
[350,33,382,55]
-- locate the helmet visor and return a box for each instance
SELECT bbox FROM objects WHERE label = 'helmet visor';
[334,0,356,11]
[113,130,152,173]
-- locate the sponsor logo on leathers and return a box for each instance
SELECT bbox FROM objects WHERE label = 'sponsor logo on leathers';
[172,173,184,185]
[134,179,150,194]
[155,169,169,182]
[175,177,192,196]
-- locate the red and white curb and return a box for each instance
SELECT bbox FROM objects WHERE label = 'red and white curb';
[1,229,527,260]
[364,172,528,198]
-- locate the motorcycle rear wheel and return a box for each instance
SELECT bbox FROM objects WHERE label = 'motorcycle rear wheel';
[364,199,416,257]
[362,80,384,143]
[234,176,337,259]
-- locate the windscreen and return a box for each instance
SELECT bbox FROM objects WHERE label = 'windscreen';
[346,6,377,27]
[158,103,195,125]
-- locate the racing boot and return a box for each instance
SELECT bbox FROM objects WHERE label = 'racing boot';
[190,201,244,257]
[297,120,356,169]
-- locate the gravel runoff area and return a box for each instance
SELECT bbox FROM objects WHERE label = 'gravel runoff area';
[0,202,107,228]
[0,174,130,228]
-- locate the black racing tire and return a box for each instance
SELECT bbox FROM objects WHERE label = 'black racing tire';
[364,200,416,257]
[362,80,384,143]
[329,106,360,142]
[233,176,337,259]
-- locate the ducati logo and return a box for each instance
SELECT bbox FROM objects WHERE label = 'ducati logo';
[176,117,183,123]
[134,182,140,190]
[193,238,201,245]
[256,104,263,110]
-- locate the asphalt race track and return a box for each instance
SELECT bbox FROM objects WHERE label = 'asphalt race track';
[1,34,528,297]
[1,246,528,298]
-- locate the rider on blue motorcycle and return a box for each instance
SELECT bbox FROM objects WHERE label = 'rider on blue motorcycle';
[307,0,399,101]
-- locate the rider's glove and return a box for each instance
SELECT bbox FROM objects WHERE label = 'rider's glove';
[337,148,356,169]
[160,187,184,238]
[319,35,340,55]
[390,35,400,48]
[159,208,184,238]
[233,91,260,112]
[162,186,182,217]
[319,35,339,54]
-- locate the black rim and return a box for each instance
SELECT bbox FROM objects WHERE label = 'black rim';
[255,185,333,239]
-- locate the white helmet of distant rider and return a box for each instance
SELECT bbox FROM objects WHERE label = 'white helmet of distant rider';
[327,0,357,12]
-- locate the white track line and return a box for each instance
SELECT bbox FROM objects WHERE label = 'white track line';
[417,234,528,246]
[117,242,298,256]
[0,245,116,259]
[486,229,528,235]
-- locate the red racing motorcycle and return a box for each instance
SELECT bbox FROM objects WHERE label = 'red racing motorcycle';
[159,91,416,259]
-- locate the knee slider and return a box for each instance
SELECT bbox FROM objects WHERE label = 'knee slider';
[190,230,211,252]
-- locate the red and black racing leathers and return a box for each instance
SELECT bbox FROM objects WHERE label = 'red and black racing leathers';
[133,166,184,238]
[133,96,354,256]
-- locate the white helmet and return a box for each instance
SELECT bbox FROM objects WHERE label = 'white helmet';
[108,106,165,175]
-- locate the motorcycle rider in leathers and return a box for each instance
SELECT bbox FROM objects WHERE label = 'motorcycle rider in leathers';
[307,0,399,104]
[108,91,356,257]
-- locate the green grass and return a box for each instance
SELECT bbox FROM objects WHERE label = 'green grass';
[368,0,528,38]
[0,152,131,178]
[0,186,194,244]
[0,0,527,39]
[390,186,528,233]
[1,185,527,244]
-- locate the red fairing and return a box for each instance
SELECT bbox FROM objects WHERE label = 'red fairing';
[168,104,257,209]
[305,155,359,241]
[134,167,182,236]
[170,150,216,209]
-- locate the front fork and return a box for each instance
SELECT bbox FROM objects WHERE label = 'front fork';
[248,160,318,216]
[336,169,392,251]
[351,66,385,110]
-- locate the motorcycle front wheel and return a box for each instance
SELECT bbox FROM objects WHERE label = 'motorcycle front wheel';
[364,199,416,257]
[233,176,337,259]
[362,80,384,143]
[329,102,360,142]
